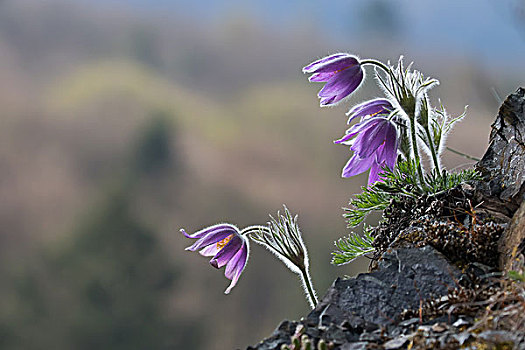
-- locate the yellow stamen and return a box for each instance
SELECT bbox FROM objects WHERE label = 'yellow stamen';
[216,234,233,250]
[370,108,385,117]
[333,66,350,74]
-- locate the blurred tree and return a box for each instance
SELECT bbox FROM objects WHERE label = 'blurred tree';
[0,186,202,350]
[57,188,200,349]
[0,115,201,349]
[131,111,175,176]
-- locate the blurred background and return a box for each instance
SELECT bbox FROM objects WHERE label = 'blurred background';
[0,0,524,349]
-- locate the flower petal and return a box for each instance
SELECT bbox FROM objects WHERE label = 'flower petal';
[180,223,238,239]
[308,72,335,82]
[307,55,359,74]
[210,235,243,269]
[347,98,390,116]
[318,65,362,98]
[338,117,382,144]
[302,53,350,73]
[368,161,383,185]
[185,229,236,252]
[199,244,221,257]
[381,126,399,168]
[319,67,364,106]
[350,118,388,157]
[319,95,337,105]
[224,241,249,294]
[341,153,375,178]
[334,132,355,145]
[347,98,392,124]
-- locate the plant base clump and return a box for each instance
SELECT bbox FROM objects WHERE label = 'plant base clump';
[370,183,507,268]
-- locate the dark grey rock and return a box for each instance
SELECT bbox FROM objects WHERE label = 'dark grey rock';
[476,330,521,346]
[452,318,471,328]
[383,335,409,349]
[398,317,420,328]
[246,320,299,350]
[499,199,525,271]
[308,246,461,326]
[247,247,463,349]
[305,327,321,339]
[452,331,472,345]
[323,324,351,344]
[358,331,381,342]
[340,342,368,350]
[476,87,525,215]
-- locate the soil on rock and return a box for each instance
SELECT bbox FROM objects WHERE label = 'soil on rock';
[371,184,507,268]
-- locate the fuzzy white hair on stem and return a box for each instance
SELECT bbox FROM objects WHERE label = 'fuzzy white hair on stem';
[247,206,318,308]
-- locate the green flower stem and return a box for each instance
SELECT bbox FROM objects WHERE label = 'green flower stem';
[409,115,426,186]
[360,59,390,73]
[424,126,441,174]
[363,58,427,184]
[445,147,481,162]
[299,267,318,309]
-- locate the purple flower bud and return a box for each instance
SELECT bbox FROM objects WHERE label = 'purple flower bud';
[346,98,393,124]
[335,117,399,185]
[303,53,364,107]
[182,224,250,294]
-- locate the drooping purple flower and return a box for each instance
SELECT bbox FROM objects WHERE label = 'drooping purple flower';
[335,117,398,185]
[346,98,393,124]
[303,53,364,106]
[181,223,250,294]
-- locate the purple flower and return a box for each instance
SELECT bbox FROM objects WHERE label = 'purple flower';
[181,223,250,294]
[346,98,393,124]
[303,53,364,106]
[335,117,398,185]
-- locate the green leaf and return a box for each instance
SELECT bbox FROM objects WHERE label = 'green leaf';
[331,227,375,266]
[508,270,525,282]
[343,159,480,228]
[343,184,392,227]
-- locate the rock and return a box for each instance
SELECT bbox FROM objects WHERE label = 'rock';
[398,318,420,328]
[340,342,368,350]
[476,87,525,216]
[499,200,525,271]
[431,323,446,333]
[452,318,471,328]
[476,330,520,347]
[383,335,409,349]
[246,320,299,350]
[452,332,472,345]
[248,247,464,349]
[475,87,525,272]
[309,246,461,326]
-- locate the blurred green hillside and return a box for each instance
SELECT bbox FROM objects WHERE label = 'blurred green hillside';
[0,1,516,349]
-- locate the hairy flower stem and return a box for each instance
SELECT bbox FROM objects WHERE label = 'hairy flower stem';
[299,267,318,309]
[246,210,319,309]
[446,146,481,162]
[360,59,390,73]
[409,115,426,186]
[424,126,441,174]
[365,58,427,185]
